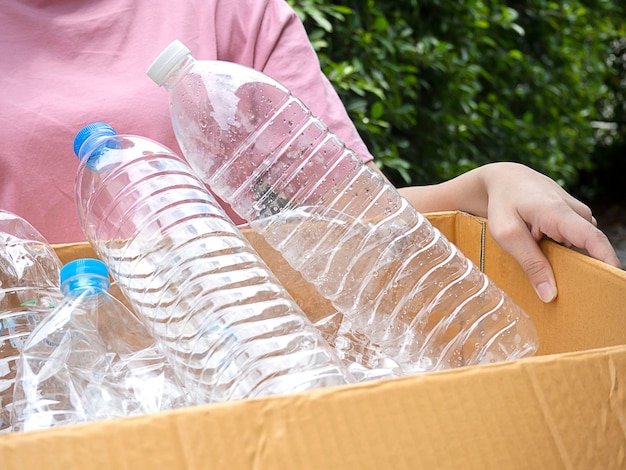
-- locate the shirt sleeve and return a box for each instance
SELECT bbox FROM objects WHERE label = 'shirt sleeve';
[212,0,374,163]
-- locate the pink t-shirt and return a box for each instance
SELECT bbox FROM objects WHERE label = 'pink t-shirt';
[0,0,373,243]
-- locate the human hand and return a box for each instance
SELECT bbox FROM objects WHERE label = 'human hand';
[479,162,622,302]
[384,161,622,303]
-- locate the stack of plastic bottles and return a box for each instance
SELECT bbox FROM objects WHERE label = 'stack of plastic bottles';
[3,39,541,433]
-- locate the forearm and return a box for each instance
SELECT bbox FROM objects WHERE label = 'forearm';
[369,161,490,216]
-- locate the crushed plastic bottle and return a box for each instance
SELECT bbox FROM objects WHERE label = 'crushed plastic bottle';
[147,40,539,375]
[72,122,351,404]
[11,258,188,432]
[0,210,62,433]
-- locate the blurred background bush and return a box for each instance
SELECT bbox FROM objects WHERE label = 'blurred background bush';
[287,0,626,209]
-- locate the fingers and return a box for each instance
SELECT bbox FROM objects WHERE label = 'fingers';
[489,218,558,303]
[491,205,623,305]
[561,192,594,223]
[519,189,622,269]
[556,219,623,269]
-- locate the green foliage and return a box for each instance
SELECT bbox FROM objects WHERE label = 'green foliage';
[287,0,626,191]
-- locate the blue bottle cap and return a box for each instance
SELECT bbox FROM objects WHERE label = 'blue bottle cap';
[60,258,111,294]
[73,122,116,159]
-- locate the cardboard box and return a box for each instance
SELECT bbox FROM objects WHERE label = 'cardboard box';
[1,211,625,469]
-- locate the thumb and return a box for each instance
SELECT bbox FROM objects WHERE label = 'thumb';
[491,227,558,303]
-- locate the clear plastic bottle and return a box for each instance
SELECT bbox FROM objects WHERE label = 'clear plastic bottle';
[11,258,188,432]
[72,122,351,403]
[0,210,62,433]
[147,40,540,374]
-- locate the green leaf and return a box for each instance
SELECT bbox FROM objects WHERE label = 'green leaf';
[371,101,384,119]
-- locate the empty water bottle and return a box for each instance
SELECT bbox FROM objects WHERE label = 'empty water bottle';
[72,122,351,403]
[0,210,62,433]
[11,258,188,432]
[147,40,540,374]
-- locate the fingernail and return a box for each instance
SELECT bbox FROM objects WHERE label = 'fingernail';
[535,281,557,303]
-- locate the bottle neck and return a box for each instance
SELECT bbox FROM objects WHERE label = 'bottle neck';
[161,54,195,90]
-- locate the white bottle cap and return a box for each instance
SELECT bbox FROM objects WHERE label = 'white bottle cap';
[147,40,191,86]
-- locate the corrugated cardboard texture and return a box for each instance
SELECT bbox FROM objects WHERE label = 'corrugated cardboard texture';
[2,211,625,469]
[450,212,626,356]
